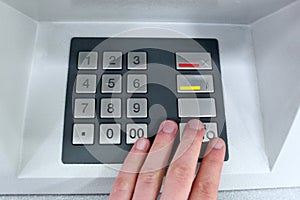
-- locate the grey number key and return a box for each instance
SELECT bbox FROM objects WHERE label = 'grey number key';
[128,52,147,70]
[127,74,147,93]
[127,98,147,118]
[76,74,97,93]
[74,99,95,118]
[100,98,122,118]
[78,52,98,70]
[126,124,148,144]
[99,124,121,144]
[101,74,122,93]
[103,52,122,70]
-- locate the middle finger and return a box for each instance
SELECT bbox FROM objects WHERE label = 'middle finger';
[132,120,178,200]
[161,119,205,200]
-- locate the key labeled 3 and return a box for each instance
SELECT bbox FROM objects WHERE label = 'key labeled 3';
[128,52,147,70]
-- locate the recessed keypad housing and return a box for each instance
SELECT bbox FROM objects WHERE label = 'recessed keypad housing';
[62,38,229,164]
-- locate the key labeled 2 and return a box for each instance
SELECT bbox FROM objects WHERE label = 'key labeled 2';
[103,52,122,69]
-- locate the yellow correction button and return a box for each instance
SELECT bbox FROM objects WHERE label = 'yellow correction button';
[177,75,214,93]
[179,86,201,91]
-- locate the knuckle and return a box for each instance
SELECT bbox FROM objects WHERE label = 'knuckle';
[138,171,160,185]
[169,164,192,187]
[195,179,218,200]
[112,177,130,193]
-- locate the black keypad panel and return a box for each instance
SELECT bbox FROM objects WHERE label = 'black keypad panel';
[62,38,229,164]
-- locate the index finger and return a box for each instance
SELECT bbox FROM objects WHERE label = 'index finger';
[109,138,150,200]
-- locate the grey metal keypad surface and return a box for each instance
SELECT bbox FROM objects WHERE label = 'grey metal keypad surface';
[63,38,228,164]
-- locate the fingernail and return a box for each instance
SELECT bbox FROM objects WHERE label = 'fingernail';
[158,121,166,133]
[188,119,203,131]
[136,138,148,150]
[209,138,224,150]
[158,120,176,134]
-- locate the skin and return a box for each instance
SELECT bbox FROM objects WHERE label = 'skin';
[109,119,226,200]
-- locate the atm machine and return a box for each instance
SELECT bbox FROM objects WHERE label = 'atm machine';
[0,0,300,196]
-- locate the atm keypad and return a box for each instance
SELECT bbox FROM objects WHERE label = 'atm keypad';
[62,38,228,164]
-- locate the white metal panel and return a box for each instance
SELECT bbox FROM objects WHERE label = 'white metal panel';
[13,22,268,193]
[0,1,37,177]
[0,0,297,24]
[251,0,300,168]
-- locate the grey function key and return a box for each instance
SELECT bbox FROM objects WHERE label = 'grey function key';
[179,122,218,142]
[178,98,216,118]
[74,99,96,118]
[176,52,212,70]
[78,52,98,70]
[72,124,95,145]
[177,75,214,93]
[203,123,218,142]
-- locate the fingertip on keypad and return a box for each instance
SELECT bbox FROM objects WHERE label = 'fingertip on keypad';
[179,122,218,142]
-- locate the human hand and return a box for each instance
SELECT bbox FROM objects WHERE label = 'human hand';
[109,119,226,200]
